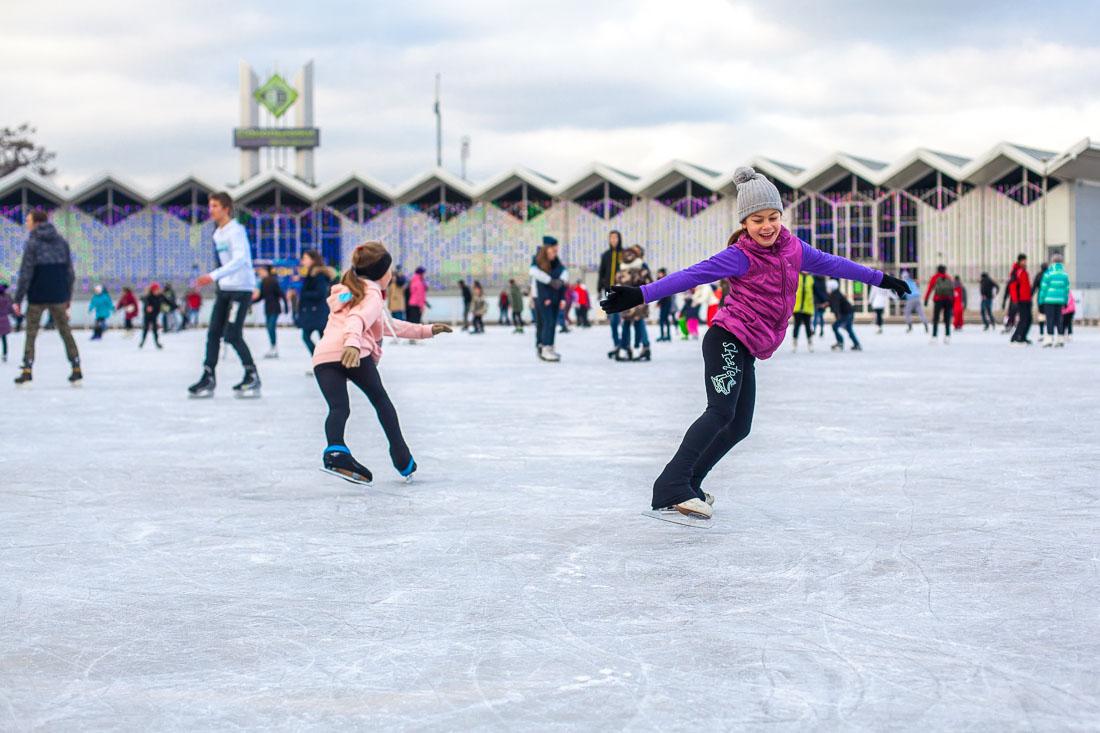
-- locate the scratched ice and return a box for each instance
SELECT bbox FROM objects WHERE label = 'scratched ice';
[1,324,1098,730]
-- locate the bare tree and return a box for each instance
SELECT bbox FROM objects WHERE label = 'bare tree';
[0,123,57,178]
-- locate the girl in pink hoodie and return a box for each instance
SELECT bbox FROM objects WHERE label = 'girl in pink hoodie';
[601,167,910,521]
[314,242,452,485]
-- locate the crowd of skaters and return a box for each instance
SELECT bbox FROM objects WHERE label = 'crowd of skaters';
[0,204,1087,386]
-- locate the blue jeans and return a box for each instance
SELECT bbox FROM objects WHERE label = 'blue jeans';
[630,319,650,348]
[980,298,994,327]
[832,314,860,348]
[265,313,279,347]
[608,312,626,347]
[812,308,826,336]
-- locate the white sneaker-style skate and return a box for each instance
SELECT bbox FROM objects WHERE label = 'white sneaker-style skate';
[807,340,814,353]
[1042,336,1053,348]
[673,498,712,519]
[539,345,561,362]
[791,339,798,353]
[943,336,950,345]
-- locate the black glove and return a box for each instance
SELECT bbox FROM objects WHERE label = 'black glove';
[599,285,643,314]
[879,273,909,300]
[549,278,564,290]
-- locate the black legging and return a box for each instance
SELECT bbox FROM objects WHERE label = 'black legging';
[1043,303,1064,336]
[140,317,160,347]
[651,326,756,509]
[792,312,813,340]
[204,290,254,369]
[932,300,952,337]
[1011,301,1032,342]
[314,360,413,473]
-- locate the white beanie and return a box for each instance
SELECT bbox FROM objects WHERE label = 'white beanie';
[826,279,839,293]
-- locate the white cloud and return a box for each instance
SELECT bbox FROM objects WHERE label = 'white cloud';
[2,0,1098,191]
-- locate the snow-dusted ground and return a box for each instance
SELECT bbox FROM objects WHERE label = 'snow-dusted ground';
[2,321,1098,730]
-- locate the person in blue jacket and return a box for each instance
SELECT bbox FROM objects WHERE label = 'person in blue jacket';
[88,284,114,340]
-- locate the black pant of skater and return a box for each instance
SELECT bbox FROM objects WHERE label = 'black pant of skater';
[651,326,756,509]
[140,317,161,348]
[301,326,323,355]
[314,361,414,474]
[1011,300,1032,342]
[406,305,422,325]
[932,300,952,337]
[792,312,812,341]
[204,290,255,369]
[1042,303,1064,337]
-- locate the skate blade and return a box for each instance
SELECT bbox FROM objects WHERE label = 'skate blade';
[233,390,261,399]
[643,510,712,528]
[319,467,373,487]
[188,391,215,399]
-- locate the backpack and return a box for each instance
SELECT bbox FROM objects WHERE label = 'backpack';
[933,276,954,299]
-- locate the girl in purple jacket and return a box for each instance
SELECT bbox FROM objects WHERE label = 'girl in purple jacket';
[601,167,909,520]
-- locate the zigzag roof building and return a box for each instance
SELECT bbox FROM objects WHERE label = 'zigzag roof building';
[1,138,1099,313]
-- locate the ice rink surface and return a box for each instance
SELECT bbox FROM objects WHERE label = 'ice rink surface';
[2,321,1098,730]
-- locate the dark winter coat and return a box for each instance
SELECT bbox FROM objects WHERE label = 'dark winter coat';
[14,222,75,305]
[142,293,165,322]
[597,245,623,293]
[298,269,332,331]
[827,289,853,318]
[459,282,472,305]
[812,276,829,309]
[257,274,286,317]
[533,255,567,303]
[979,275,998,299]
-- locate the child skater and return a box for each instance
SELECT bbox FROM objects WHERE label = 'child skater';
[140,282,165,349]
[313,242,452,485]
[600,167,909,520]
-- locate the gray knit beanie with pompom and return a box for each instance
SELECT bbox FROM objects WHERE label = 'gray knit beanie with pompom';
[733,166,784,223]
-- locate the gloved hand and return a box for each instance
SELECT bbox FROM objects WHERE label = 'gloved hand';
[431,323,452,335]
[340,346,361,369]
[879,273,909,300]
[599,285,644,314]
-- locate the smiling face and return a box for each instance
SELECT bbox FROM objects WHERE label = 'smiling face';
[743,209,782,247]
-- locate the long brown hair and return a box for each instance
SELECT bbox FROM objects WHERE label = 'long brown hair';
[340,241,389,309]
[536,244,557,274]
[726,228,745,247]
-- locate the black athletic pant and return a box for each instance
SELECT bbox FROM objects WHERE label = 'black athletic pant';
[140,317,160,347]
[932,300,952,337]
[873,308,884,328]
[1043,303,1064,336]
[512,308,524,327]
[406,306,422,324]
[792,312,813,340]
[204,290,254,369]
[1011,300,1032,342]
[314,360,412,472]
[651,326,756,509]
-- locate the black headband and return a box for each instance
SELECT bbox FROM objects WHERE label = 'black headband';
[354,252,393,281]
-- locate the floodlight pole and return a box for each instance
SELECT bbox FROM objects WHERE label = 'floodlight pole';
[435,73,442,168]
[461,136,470,180]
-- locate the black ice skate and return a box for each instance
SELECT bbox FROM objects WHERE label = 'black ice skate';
[14,364,32,386]
[232,366,261,398]
[188,367,216,398]
[68,361,83,385]
[321,446,373,486]
[633,347,651,362]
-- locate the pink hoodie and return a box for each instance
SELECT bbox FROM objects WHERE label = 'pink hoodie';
[312,280,433,367]
[407,273,427,307]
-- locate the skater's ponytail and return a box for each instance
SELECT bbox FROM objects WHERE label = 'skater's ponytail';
[341,242,390,309]
[726,228,746,247]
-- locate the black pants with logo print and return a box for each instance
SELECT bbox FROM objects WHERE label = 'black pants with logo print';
[651,325,756,509]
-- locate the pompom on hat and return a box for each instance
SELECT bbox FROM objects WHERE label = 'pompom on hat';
[733,166,784,223]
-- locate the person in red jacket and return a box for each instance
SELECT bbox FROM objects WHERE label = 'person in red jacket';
[1009,253,1033,344]
[116,287,139,335]
[952,275,966,330]
[923,264,955,343]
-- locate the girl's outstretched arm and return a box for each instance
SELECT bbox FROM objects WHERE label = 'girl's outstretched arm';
[602,248,749,313]
[800,243,909,298]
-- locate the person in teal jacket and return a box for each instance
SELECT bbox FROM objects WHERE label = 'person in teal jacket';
[1038,254,1071,347]
[88,284,115,340]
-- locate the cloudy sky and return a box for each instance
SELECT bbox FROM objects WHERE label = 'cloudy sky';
[4,0,1099,191]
